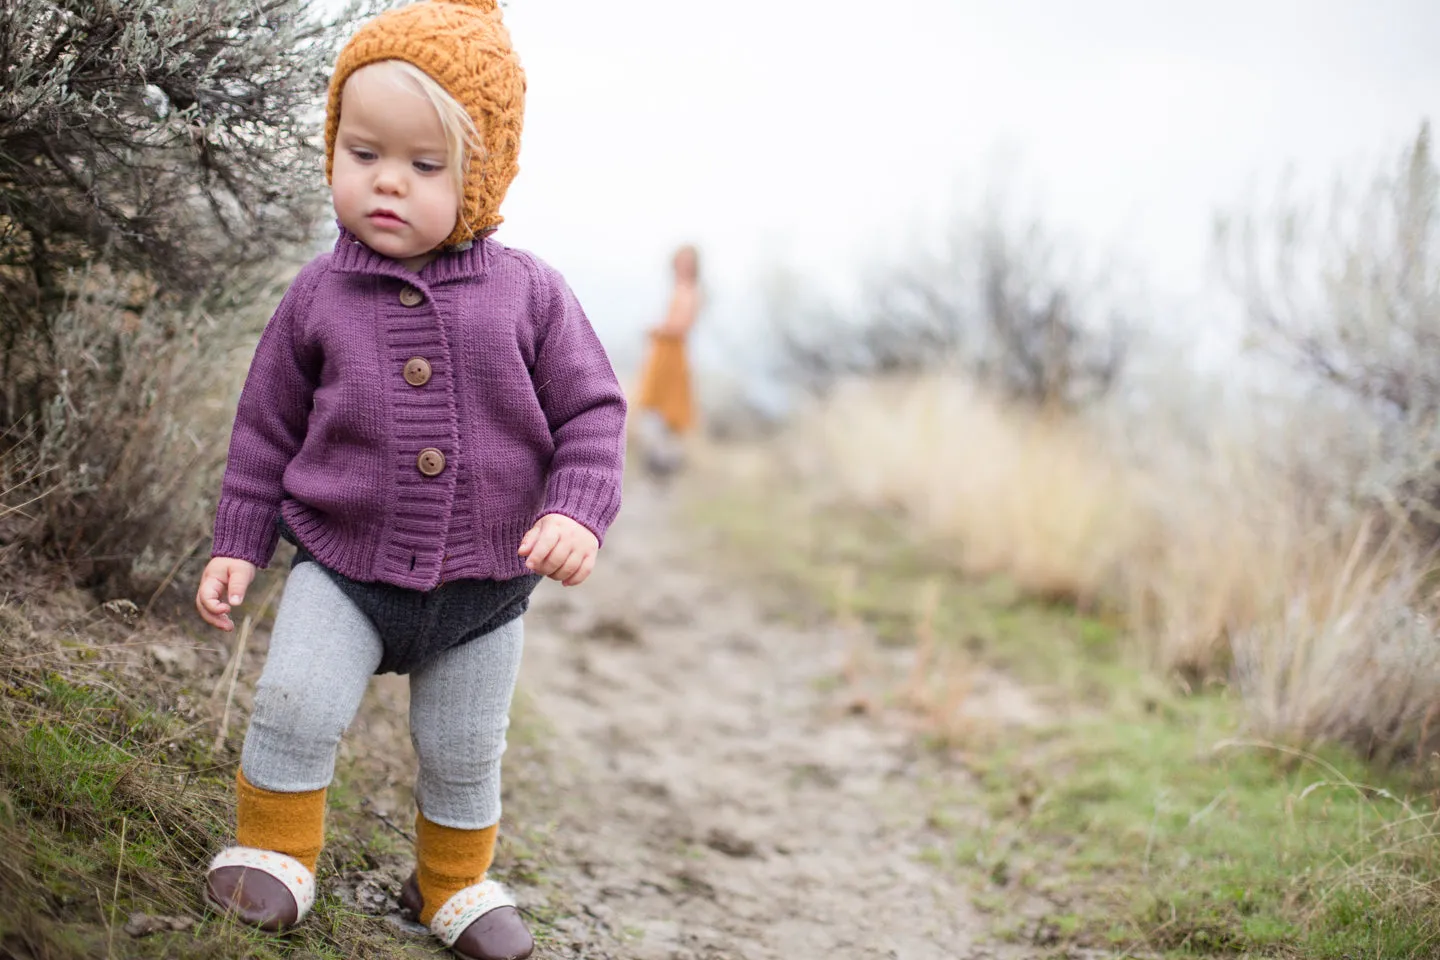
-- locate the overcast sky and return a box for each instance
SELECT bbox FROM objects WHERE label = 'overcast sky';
[324,1,1440,391]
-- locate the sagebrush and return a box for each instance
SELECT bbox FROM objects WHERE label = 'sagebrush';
[766,204,1129,411]
[0,0,373,592]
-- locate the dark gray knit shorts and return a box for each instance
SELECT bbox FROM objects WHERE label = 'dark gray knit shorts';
[280,523,540,676]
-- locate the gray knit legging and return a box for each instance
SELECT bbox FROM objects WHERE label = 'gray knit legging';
[239,562,525,829]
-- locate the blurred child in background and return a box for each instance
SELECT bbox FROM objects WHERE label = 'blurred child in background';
[634,244,702,479]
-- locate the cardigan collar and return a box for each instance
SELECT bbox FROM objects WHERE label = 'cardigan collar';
[328,223,491,285]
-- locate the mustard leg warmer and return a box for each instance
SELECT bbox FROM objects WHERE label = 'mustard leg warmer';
[415,812,498,926]
[235,769,327,873]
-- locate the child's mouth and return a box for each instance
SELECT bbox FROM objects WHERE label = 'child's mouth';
[368,210,406,228]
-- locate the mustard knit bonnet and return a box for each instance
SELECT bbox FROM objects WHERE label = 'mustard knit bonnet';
[325,0,526,247]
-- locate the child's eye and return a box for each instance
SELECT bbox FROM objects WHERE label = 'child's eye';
[349,148,376,162]
[414,160,444,174]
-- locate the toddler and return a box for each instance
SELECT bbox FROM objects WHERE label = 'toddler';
[193,2,626,957]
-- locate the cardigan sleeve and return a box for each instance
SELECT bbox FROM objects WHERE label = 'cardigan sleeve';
[210,262,324,566]
[527,257,628,543]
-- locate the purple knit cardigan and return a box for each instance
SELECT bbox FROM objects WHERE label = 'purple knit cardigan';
[211,229,627,589]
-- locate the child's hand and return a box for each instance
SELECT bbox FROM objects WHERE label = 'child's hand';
[518,514,598,586]
[196,557,258,631]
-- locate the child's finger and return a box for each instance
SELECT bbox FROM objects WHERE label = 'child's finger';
[551,548,585,584]
[516,523,540,556]
[561,552,595,587]
[197,576,230,615]
[227,563,255,607]
[195,582,234,631]
[524,526,563,572]
[536,542,572,578]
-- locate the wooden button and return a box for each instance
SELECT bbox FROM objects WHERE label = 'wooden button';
[403,357,432,387]
[417,448,446,477]
[399,286,423,307]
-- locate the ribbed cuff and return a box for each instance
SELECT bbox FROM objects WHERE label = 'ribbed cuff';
[540,470,621,545]
[212,497,280,567]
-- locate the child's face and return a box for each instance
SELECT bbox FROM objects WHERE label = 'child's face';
[331,64,460,268]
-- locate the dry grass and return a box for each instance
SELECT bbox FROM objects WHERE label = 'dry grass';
[0,567,449,959]
[0,578,237,957]
[1,264,283,599]
[761,374,1440,759]
[690,414,1440,956]
[784,378,1143,607]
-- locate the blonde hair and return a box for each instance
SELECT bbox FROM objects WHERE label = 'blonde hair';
[368,60,485,232]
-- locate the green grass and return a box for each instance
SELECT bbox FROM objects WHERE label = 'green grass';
[956,701,1440,958]
[0,588,556,959]
[0,665,427,959]
[691,482,1440,959]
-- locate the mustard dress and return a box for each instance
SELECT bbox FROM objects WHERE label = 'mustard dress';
[634,330,695,436]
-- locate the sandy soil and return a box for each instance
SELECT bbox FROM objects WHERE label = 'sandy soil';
[319,482,1041,959]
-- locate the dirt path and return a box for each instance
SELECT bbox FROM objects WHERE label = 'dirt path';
[335,483,1022,959]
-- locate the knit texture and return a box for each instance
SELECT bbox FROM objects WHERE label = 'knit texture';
[286,529,538,675]
[415,815,498,926]
[240,564,525,826]
[241,563,525,834]
[326,0,525,245]
[409,617,526,828]
[240,561,380,796]
[235,769,327,873]
[212,228,626,589]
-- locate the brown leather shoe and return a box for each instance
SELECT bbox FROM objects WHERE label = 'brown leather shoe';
[400,870,425,919]
[402,871,534,960]
[206,865,300,932]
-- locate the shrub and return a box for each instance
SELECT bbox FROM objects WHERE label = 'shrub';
[0,270,284,594]
[768,205,1130,411]
[0,0,355,319]
[1218,122,1440,542]
[753,127,1440,760]
[0,0,373,592]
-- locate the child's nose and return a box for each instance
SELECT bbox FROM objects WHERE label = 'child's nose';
[374,163,408,196]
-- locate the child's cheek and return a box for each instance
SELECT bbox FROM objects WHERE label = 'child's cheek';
[331,178,360,230]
